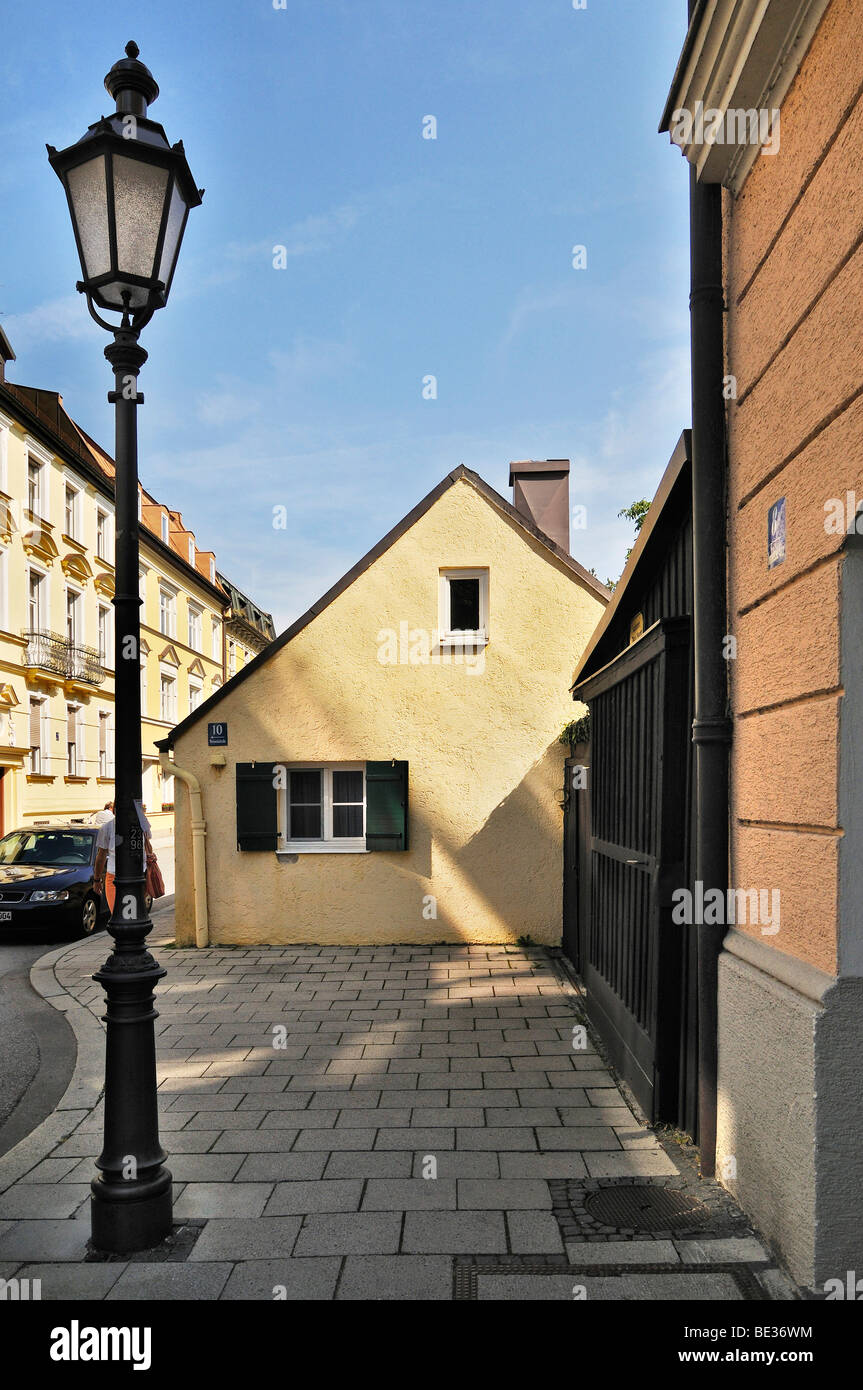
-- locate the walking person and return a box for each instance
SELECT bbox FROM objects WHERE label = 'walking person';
[93,802,152,914]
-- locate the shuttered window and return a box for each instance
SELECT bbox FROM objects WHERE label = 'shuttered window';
[29,698,43,773]
[236,762,278,851]
[365,761,409,852]
[67,705,78,776]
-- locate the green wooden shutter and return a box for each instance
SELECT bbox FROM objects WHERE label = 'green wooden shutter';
[365,760,409,852]
[236,762,278,851]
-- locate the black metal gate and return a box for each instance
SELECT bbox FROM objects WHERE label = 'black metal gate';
[567,616,695,1130]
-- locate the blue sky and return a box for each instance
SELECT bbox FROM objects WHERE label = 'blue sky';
[1,0,691,631]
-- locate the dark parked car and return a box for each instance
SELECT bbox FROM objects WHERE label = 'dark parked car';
[0,825,109,936]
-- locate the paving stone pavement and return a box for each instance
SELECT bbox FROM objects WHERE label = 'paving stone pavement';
[0,916,802,1301]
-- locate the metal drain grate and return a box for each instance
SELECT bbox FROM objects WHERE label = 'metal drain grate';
[584,1185,710,1232]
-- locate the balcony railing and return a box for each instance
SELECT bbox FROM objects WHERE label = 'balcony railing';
[22,629,106,687]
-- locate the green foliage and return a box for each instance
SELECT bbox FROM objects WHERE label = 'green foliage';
[559,713,590,748]
[619,498,651,533]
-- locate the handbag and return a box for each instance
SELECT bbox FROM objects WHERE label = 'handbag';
[145,849,166,900]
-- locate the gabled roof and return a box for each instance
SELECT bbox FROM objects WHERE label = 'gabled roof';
[158,464,610,749]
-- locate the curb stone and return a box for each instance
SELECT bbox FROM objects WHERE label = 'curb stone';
[0,937,105,1194]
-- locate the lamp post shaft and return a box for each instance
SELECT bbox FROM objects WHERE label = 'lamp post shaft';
[90,326,173,1253]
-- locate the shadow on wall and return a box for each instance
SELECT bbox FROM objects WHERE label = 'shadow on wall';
[175,642,569,945]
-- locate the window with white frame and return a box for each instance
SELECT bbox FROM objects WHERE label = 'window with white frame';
[98,604,112,666]
[140,652,148,708]
[28,569,45,631]
[66,588,81,646]
[96,508,111,559]
[66,704,82,776]
[439,568,489,645]
[212,618,221,661]
[64,482,80,540]
[27,458,42,518]
[0,546,7,632]
[228,641,236,677]
[137,490,143,521]
[280,765,366,852]
[187,602,202,651]
[209,557,216,584]
[159,672,177,722]
[0,426,7,492]
[98,711,114,778]
[29,697,46,774]
[160,513,170,544]
[159,586,176,637]
[188,677,203,713]
[188,537,195,565]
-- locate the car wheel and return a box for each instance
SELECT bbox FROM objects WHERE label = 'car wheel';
[80,893,100,936]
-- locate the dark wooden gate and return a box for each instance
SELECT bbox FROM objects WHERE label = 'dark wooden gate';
[568,616,693,1126]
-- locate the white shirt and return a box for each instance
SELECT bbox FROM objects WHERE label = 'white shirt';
[96,809,152,876]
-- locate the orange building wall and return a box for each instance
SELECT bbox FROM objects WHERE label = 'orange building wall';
[725,0,863,974]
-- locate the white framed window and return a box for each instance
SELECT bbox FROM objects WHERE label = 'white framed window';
[29,697,46,774]
[439,568,489,646]
[0,546,7,632]
[64,482,80,540]
[212,618,221,661]
[140,652,148,709]
[139,567,148,605]
[159,586,176,638]
[96,508,111,559]
[27,458,43,518]
[159,671,177,722]
[228,641,236,677]
[98,604,112,666]
[160,513,170,544]
[137,490,143,521]
[65,587,81,646]
[211,675,222,693]
[187,602,202,652]
[28,568,45,631]
[0,425,7,493]
[188,677,202,713]
[98,710,114,778]
[188,537,195,565]
[66,704,82,776]
[279,764,366,854]
[209,557,216,583]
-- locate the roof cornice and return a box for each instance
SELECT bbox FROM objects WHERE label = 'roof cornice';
[660,0,830,192]
[0,380,227,607]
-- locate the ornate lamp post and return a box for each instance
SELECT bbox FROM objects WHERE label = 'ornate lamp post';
[48,42,203,1253]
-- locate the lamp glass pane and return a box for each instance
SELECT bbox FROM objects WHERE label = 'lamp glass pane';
[66,157,111,279]
[156,179,187,293]
[112,153,169,280]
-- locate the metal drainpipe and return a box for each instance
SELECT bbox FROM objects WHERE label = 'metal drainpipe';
[689,160,732,1177]
[159,750,209,948]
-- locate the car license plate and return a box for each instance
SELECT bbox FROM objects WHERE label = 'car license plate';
[0,911,12,921]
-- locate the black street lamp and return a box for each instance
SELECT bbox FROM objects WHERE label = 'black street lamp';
[48,41,202,1253]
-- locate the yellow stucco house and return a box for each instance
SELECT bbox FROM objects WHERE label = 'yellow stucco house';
[159,462,608,946]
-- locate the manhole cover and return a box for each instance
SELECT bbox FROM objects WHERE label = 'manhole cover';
[584,1185,710,1231]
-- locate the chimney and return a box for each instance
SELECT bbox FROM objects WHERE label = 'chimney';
[508,459,570,553]
[0,325,15,384]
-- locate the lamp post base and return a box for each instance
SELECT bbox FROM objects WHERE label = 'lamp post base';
[90,1168,173,1255]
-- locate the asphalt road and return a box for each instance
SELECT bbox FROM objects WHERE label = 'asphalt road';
[0,929,81,1158]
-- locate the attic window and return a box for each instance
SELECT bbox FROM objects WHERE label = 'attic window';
[161,514,169,544]
[439,569,488,648]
